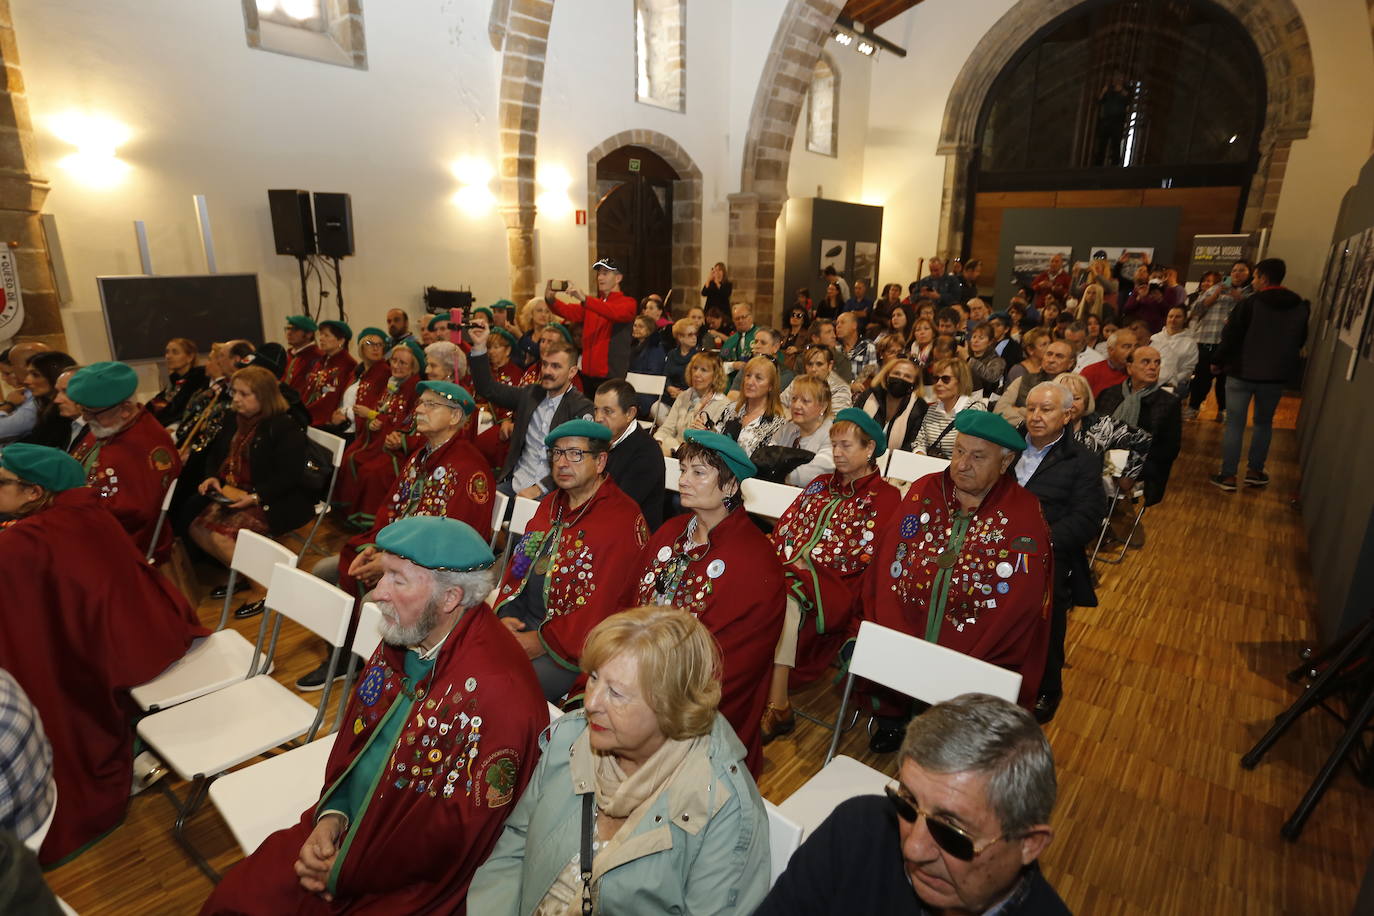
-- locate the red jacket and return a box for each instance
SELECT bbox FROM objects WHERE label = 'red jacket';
[303,349,358,426]
[284,342,322,397]
[72,408,181,562]
[549,290,637,377]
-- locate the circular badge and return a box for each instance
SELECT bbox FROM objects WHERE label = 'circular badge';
[890,561,903,578]
[707,559,726,579]
[434,466,446,480]
[920,512,931,524]
[862,530,873,542]
[643,571,655,585]
[899,514,921,538]
[995,561,1014,579]
[996,581,1010,594]
[465,677,478,692]
[657,546,673,562]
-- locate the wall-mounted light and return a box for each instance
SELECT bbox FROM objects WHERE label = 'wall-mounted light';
[831,31,853,47]
[50,111,132,189]
[450,157,495,217]
[831,17,905,60]
[536,165,573,221]
[856,41,875,56]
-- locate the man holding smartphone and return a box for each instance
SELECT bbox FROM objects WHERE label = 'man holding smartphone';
[545,256,638,391]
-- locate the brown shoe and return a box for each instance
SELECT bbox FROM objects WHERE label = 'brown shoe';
[761,703,795,743]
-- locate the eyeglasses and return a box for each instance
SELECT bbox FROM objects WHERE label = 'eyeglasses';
[933,375,956,384]
[884,783,1005,861]
[548,447,590,463]
[414,399,455,412]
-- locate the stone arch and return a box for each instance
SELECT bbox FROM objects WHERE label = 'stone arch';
[934,0,1315,256]
[586,130,703,307]
[729,0,845,318]
[495,0,555,304]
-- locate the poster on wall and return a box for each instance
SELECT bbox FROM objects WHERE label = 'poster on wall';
[818,240,847,280]
[1315,239,1344,339]
[1187,234,1253,283]
[1088,245,1155,284]
[1337,227,1374,355]
[852,242,879,286]
[1011,245,1073,294]
[1327,235,1358,347]
[0,249,23,345]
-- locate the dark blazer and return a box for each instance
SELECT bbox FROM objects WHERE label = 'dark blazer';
[1094,385,1182,506]
[606,425,666,531]
[201,412,315,534]
[469,349,594,489]
[1018,432,1106,609]
[150,365,209,427]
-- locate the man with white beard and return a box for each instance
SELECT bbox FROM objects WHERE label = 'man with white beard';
[203,516,546,915]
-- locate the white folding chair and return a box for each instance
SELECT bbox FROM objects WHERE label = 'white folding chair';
[209,601,385,857]
[145,476,179,563]
[1091,448,1146,565]
[664,456,681,492]
[740,478,801,521]
[22,781,56,854]
[547,701,564,724]
[779,621,1022,840]
[882,449,950,482]
[489,490,511,549]
[764,799,803,888]
[291,427,347,558]
[136,564,354,879]
[491,495,542,583]
[626,371,667,400]
[131,532,298,713]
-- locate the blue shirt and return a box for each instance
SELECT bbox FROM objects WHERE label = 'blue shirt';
[1015,434,1063,485]
[511,389,566,493]
[0,390,37,444]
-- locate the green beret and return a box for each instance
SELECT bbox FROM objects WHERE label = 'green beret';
[357,326,387,346]
[833,407,887,459]
[491,327,519,349]
[545,322,574,345]
[0,443,87,492]
[683,429,756,482]
[490,299,515,313]
[67,361,138,409]
[545,418,612,448]
[954,409,1027,452]
[286,315,318,333]
[318,319,352,341]
[471,306,494,321]
[426,314,449,331]
[396,339,427,370]
[375,516,494,572]
[417,380,476,415]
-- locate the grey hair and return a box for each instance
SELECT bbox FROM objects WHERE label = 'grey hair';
[1104,330,1129,350]
[429,565,494,610]
[900,693,1057,836]
[1028,381,1073,411]
[425,341,462,376]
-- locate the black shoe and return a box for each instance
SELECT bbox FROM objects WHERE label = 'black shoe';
[211,579,251,599]
[1244,468,1270,488]
[868,726,905,754]
[1034,693,1062,725]
[295,657,359,692]
[233,598,265,620]
[1209,473,1238,492]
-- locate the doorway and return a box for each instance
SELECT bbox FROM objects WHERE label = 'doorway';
[594,145,678,301]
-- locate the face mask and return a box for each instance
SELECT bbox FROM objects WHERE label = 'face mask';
[886,377,914,399]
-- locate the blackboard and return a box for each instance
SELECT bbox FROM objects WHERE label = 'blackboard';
[97,274,265,362]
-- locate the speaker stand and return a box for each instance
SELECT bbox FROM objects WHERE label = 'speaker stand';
[295,255,310,317]
[329,255,346,323]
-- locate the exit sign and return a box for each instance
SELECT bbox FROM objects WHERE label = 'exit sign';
[628,158,641,172]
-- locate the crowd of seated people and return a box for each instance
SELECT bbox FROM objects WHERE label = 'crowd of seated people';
[0,247,1265,914]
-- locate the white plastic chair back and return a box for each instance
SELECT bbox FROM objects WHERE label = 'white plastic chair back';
[352,602,385,663]
[264,564,354,647]
[306,426,347,470]
[1104,448,1129,478]
[740,478,801,521]
[489,490,510,540]
[625,372,667,399]
[664,456,681,492]
[22,781,56,853]
[510,496,540,536]
[547,701,563,724]
[145,476,180,562]
[764,799,803,887]
[850,620,1022,707]
[884,449,949,482]
[232,530,299,589]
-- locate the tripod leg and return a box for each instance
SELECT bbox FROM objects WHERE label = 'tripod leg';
[1279,681,1374,841]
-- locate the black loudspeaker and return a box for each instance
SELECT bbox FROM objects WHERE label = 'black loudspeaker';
[313,192,354,258]
[268,189,315,256]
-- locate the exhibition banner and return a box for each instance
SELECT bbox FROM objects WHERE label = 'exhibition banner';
[1187,234,1254,283]
[1011,245,1073,293]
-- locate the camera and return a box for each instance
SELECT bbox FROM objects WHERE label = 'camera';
[551,280,569,292]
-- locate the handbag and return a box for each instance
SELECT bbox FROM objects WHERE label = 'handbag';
[750,444,815,484]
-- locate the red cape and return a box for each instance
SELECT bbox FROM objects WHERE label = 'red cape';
[72,408,181,563]
[285,343,323,397]
[624,510,785,776]
[0,488,205,864]
[337,434,495,596]
[303,350,359,427]
[336,375,420,523]
[203,604,545,915]
[856,470,1053,708]
[770,470,901,682]
[493,479,648,668]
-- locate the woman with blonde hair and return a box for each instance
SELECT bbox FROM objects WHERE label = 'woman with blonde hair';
[1007,326,1051,388]
[912,357,986,459]
[721,355,787,458]
[774,374,835,487]
[470,605,769,915]
[656,351,731,455]
[781,344,851,411]
[1055,371,1151,485]
[515,296,555,368]
[148,337,208,426]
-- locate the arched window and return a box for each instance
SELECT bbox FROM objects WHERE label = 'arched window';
[806,54,838,157]
[635,0,685,111]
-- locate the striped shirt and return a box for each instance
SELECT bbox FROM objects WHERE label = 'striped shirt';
[913,396,988,459]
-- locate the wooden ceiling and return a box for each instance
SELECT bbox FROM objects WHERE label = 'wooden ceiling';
[839,0,923,30]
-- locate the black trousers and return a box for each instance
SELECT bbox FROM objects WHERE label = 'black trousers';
[1188,343,1226,411]
[1039,596,1071,700]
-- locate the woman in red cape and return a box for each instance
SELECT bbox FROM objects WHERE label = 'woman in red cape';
[336,342,423,528]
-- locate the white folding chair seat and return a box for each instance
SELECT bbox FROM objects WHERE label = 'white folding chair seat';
[740,478,801,521]
[883,449,949,482]
[131,531,297,711]
[764,799,804,887]
[207,734,334,856]
[781,621,1022,840]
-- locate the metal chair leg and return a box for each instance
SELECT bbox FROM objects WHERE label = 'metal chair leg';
[159,775,220,882]
[824,674,858,766]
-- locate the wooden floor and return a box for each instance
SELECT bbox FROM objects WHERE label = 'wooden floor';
[45,396,1373,914]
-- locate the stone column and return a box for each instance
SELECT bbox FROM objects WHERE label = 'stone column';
[496,0,553,305]
[0,0,64,349]
[936,143,976,259]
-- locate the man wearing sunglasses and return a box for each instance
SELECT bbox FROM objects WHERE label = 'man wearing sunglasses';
[759,693,1067,914]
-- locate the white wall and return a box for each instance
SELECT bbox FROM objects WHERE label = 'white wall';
[12,0,767,363]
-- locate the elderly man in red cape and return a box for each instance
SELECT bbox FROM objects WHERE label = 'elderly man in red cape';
[202,516,545,915]
[0,444,205,865]
[302,320,358,427]
[66,361,181,563]
[284,314,323,397]
[856,409,1053,754]
[493,419,648,703]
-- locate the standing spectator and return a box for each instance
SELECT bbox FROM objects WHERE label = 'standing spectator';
[147,338,208,427]
[1121,267,1170,333]
[1032,253,1071,309]
[913,359,987,459]
[1209,258,1309,491]
[1187,259,1252,421]
[701,261,733,315]
[836,312,878,385]
[547,257,638,390]
[856,359,926,453]
[918,257,961,306]
[1151,305,1197,392]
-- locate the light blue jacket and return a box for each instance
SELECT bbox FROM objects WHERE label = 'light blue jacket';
[469,710,770,915]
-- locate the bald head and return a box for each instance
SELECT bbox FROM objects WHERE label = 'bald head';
[8,342,50,371]
[1128,345,1161,388]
